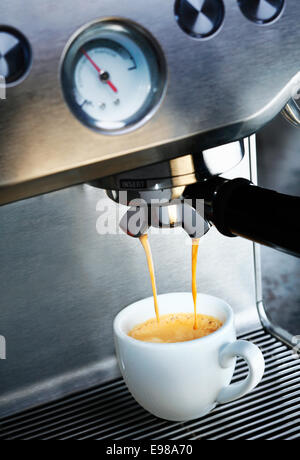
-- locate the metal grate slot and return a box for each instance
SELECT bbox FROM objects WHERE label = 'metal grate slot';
[0,329,299,440]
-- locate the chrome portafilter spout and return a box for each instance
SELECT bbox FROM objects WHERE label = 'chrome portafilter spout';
[119,205,149,238]
[119,201,211,239]
[152,203,210,239]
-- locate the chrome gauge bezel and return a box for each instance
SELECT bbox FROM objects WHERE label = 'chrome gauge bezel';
[60,18,168,135]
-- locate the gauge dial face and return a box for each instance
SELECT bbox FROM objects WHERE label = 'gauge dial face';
[61,20,167,135]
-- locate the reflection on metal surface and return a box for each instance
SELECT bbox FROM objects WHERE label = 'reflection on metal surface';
[119,202,210,239]
[238,0,285,25]
[0,26,32,87]
[0,335,6,360]
[282,98,300,127]
[174,0,225,39]
[94,140,245,206]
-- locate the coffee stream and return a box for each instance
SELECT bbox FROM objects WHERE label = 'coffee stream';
[192,239,200,330]
[139,234,200,330]
[139,234,160,323]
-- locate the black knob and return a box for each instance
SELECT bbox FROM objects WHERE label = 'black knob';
[238,0,285,25]
[175,0,225,39]
[0,26,32,86]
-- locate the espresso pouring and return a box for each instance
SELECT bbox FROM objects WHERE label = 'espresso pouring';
[128,235,222,343]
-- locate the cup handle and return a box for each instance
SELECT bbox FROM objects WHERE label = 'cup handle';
[217,340,265,405]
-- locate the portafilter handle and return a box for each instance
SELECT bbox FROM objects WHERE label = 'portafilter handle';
[184,177,300,257]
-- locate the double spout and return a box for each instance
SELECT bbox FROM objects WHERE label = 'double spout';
[120,201,210,239]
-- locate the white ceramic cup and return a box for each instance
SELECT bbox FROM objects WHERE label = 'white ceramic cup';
[114,293,265,422]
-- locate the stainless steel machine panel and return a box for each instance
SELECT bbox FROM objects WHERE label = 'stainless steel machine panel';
[0,1,300,205]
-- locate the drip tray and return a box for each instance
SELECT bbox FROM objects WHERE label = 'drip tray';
[0,329,299,440]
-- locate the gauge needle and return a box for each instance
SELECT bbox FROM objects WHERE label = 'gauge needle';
[82,49,118,93]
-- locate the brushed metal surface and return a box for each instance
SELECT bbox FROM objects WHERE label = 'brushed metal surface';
[0,1,300,204]
[0,139,261,417]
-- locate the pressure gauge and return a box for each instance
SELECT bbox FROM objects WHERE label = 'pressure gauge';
[60,19,167,135]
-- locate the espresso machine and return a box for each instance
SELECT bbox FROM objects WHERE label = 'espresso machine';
[0,0,299,440]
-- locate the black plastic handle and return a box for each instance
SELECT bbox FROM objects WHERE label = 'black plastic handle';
[184,178,300,257]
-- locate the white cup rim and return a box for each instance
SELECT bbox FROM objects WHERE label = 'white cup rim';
[114,292,234,349]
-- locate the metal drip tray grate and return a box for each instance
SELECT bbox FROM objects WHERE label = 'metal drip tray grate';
[0,329,299,440]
